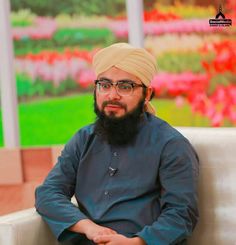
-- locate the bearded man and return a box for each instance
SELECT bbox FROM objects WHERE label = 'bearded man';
[35,43,199,245]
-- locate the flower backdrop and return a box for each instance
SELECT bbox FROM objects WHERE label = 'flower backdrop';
[1,0,236,146]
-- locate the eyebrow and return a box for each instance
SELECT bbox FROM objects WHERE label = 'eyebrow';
[98,77,138,84]
[98,77,112,82]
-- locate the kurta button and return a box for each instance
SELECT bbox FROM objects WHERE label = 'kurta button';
[104,191,109,195]
[109,166,117,176]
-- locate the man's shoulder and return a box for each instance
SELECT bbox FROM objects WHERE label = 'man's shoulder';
[63,123,97,154]
[144,114,195,156]
[146,113,185,141]
[73,123,96,140]
[78,123,95,134]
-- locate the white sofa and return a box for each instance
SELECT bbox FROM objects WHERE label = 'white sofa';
[0,208,58,245]
[0,127,236,245]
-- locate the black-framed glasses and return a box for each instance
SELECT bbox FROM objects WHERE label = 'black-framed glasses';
[95,78,146,96]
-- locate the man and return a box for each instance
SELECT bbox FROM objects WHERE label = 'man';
[35,43,199,245]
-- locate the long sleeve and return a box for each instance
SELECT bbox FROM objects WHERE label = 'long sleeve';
[35,132,88,241]
[136,137,199,245]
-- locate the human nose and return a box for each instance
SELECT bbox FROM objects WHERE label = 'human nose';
[107,84,121,99]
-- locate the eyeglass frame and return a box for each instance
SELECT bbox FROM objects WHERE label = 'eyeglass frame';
[94,78,146,96]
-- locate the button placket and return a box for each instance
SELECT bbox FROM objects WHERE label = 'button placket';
[104,147,119,198]
[109,151,118,177]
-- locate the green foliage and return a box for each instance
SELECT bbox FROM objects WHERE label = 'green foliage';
[14,28,115,55]
[0,94,213,147]
[0,112,3,147]
[11,9,36,27]
[17,94,95,146]
[152,99,211,127]
[10,0,125,17]
[16,74,77,98]
[54,28,114,46]
[157,51,204,73]
[16,73,33,96]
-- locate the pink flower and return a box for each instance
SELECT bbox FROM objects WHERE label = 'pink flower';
[77,69,96,88]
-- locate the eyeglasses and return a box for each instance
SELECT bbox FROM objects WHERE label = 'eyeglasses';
[95,78,146,96]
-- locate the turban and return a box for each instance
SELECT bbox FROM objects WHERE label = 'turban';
[92,43,157,115]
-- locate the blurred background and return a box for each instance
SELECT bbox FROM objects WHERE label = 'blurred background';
[0,0,235,148]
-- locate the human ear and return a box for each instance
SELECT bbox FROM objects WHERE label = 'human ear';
[145,87,153,102]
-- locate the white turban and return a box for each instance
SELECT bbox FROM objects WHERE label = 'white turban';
[92,43,157,115]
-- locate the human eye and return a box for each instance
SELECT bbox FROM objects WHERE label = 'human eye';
[99,81,111,90]
[118,82,132,91]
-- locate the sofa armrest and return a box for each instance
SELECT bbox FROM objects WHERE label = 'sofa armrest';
[0,208,58,245]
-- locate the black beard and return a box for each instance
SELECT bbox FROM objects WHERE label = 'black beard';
[94,96,145,146]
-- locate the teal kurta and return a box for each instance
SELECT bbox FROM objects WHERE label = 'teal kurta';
[35,113,199,245]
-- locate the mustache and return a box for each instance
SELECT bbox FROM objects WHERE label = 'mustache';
[102,101,127,110]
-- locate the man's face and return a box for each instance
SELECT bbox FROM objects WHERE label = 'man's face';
[95,66,152,118]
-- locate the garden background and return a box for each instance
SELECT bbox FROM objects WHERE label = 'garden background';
[0,0,235,147]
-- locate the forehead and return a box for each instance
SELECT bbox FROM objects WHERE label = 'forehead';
[97,66,142,83]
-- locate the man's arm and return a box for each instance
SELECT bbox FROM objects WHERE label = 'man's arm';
[35,132,117,242]
[35,133,89,241]
[135,137,199,245]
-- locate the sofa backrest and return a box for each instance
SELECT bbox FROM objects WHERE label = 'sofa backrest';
[177,127,236,245]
